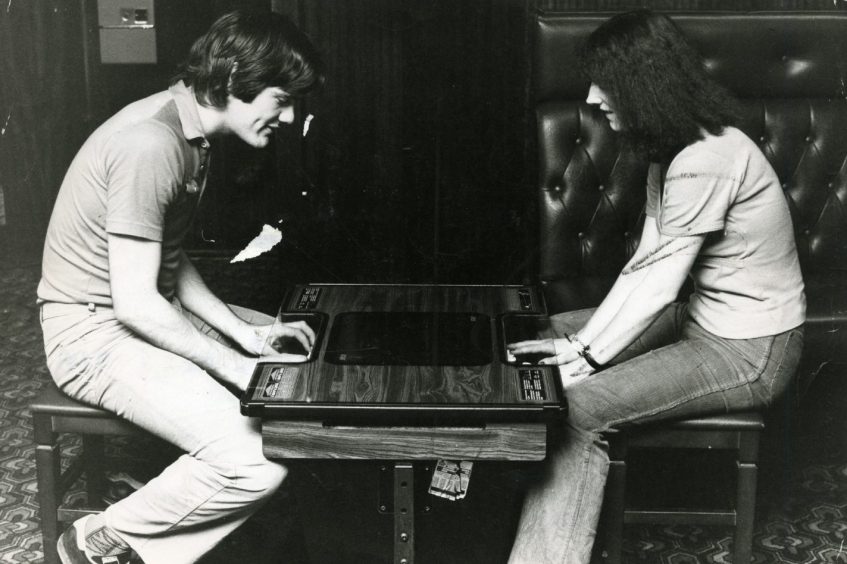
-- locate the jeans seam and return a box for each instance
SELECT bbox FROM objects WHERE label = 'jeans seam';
[767,331,796,399]
[742,336,774,383]
[561,440,595,559]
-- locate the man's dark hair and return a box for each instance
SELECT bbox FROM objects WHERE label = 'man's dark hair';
[579,9,740,160]
[172,10,324,108]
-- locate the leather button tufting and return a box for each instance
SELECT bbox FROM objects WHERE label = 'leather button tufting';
[828,182,834,189]
[578,232,585,239]
[598,185,605,192]
[759,136,766,143]
[575,137,583,144]
[805,136,812,143]
[781,55,789,62]
[804,229,811,235]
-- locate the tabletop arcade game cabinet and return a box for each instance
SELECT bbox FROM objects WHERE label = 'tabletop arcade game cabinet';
[241,283,566,428]
[239,284,567,564]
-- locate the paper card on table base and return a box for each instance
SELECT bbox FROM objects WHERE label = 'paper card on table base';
[428,459,473,501]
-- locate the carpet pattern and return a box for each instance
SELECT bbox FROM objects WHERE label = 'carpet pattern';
[1,263,845,563]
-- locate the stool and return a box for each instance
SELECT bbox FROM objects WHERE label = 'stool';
[31,382,141,564]
[599,412,764,564]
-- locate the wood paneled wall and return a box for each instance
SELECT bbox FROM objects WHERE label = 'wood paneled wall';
[291,0,532,283]
[3,0,844,278]
[1,1,88,265]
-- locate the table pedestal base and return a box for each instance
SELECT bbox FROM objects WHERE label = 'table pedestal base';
[263,420,548,562]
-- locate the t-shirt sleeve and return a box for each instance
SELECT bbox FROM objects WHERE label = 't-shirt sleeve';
[658,150,738,237]
[645,163,660,218]
[103,124,184,242]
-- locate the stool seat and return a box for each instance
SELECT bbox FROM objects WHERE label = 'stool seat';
[32,383,140,436]
[31,382,111,417]
[31,382,142,564]
[645,412,765,431]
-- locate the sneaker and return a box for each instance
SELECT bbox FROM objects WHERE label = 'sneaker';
[57,517,132,564]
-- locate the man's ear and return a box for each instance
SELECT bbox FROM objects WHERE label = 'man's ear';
[227,61,239,93]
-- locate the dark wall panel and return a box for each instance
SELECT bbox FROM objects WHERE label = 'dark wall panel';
[292,0,531,283]
[1,0,88,264]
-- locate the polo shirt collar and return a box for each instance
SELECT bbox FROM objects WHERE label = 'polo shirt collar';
[169,80,208,144]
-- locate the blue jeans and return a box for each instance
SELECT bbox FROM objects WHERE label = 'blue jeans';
[508,303,804,564]
[40,301,284,564]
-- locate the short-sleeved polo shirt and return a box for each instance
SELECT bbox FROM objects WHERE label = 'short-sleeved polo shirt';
[38,81,210,306]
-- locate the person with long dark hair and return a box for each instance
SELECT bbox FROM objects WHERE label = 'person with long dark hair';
[507,10,805,563]
[39,11,323,564]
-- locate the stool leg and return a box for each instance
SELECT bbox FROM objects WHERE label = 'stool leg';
[602,459,626,564]
[734,461,757,563]
[34,414,61,564]
[734,430,761,563]
[82,435,107,506]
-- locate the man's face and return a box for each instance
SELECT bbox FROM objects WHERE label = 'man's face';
[225,87,295,148]
[586,82,622,132]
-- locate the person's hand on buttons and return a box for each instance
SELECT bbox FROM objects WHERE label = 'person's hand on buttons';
[507,337,578,365]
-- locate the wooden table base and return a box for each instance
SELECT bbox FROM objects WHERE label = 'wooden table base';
[262,420,548,562]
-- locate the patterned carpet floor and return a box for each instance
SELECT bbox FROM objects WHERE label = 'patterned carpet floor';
[1,262,845,563]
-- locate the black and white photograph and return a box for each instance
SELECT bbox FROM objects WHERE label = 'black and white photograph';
[1,1,846,563]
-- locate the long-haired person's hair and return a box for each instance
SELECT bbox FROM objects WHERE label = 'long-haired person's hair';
[172,11,324,108]
[580,9,740,160]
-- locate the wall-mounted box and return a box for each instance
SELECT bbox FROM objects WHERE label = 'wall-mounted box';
[98,0,156,64]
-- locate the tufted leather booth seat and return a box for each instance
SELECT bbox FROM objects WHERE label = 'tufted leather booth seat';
[532,12,847,397]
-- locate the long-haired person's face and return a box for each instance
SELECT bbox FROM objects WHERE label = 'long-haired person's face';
[586,83,622,131]
[225,87,295,148]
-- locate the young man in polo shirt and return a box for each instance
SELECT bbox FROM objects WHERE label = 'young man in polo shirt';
[38,11,323,564]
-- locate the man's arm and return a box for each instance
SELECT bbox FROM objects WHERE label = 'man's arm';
[174,250,266,353]
[174,250,314,355]
[109,234,256,390]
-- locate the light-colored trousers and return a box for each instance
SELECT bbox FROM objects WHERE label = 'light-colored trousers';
[40,301,285,564]
[508,304,803,564]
